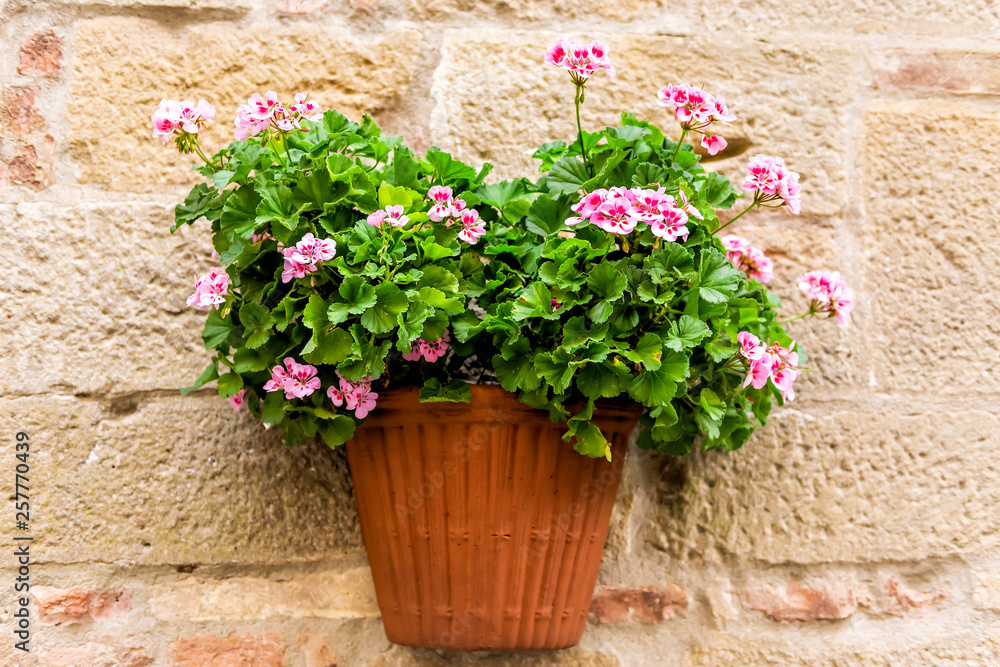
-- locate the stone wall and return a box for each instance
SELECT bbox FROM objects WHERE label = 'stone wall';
[1,0,998,665]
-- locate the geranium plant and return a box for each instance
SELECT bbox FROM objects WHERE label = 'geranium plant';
[157,37,852,458]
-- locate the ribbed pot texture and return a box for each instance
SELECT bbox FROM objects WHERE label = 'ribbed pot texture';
[345,384,641,651]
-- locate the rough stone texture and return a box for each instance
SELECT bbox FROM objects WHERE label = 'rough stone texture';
[589,584,688,623]
[0,86,54,190]
[169,632,287,667]
[68,18,423,190]
[862,104,1000,396]
[37,634,152,667]
[741,573,871,622]
[0,394,360,565]
[432,31,852,215]
[150,567,379,620]
[651,410,1000,563]
[410,0,669,20]
[682,630,1000,666]
[299,632,338,667]
[883,576,947,615]
[975,571,1000,611]
[33,586,130,624]
[17,30,63,76]
[868,49,1000,94]
[0,202,216,396]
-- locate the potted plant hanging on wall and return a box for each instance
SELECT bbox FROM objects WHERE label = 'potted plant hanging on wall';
[155,36,853,651]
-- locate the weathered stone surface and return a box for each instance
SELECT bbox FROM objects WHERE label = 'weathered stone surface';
[0,86,54,190]
[651,410,1000,563]
[410,0,669,20]
[33,586,130,624]
[370,646,620,666]
[298,632,338,667]
[707,578,739,620]
[169,632,286,667]
[742,573,871,622]
[150,567,378,620]
[975,571,1000,611]
[432,31,852,215]
[589,583,688,623]
[883,576,947,615]
[675,0,1000,35]
[0,394,360,565]
[68,18,423,190]
[17,30,63,76]
[683,629,1000,666]
[868,49,1000,94]
[0,202,216,397]
[39,634,152,667]
[862,103,1000,395]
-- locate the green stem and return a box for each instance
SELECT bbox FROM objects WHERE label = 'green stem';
[574,84,592,177]
[777,312,812,324]
[713,199,756,234]
[670,128,689,165]
[191,138,214,167]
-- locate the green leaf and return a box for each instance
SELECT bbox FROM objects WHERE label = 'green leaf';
[525,194,574,236]
[418,265,459,293]
[216,371,244,398]
[493,339,541,392]
[317,415,357,447]
[546,157,591,195]
[564,401,612,460]
[377,182,413,209]
[533,348,578,394]
[696,248,742,304]
[255,182,299,230]
[328,275,377,324]
[239,303,271,349]
[587,262,628,301]
[202,309,234,350]
[302,327,354,365]
[700,171,737,209]
[181,362,219,395]
[219,186,260,239]
[665,315,711,352]
[562,316,609,348]
[174,183,214,230]
[425,149,478,182]
[262,391,285,425]
[631,162,668,187]
[575,360,630,399]
[421,240,454,261]
[513,282,555,320]
[302,295,329,331]
[618,333,663,371]
[419,378,473,403]
[360,282,409,334]
[696,388,726,440]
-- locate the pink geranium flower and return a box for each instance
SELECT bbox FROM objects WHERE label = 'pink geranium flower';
[346,384,379,419]
[798,270,854,325]
[593,194,639,234]
[701,134,727,156]
[656,84,735,152]
[721,234,773,283]
[427,185,454,222]
[228,388,246,411]
[281,233,336,283]
[186,267,230,310]
[743,154,801,214]
[457,209,486,244]
[737,331,765,360]
[152,98,215,144]
[367,205,409,229]
[234,91,323,140]
[545,36,615,80]
[264,358,320,399]
[403,330,451,363]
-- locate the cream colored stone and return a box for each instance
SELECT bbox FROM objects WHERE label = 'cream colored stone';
[674,0,1000,35]
[68,18,422,191]
[683,629,1000,666]
[0,202,214,396]
[432,31,852,215]
[862,103,1000,396]
[0,394,360,565]
[868,49,1000,94]
[975,572,1000,611]
[410,0,669,20]
[651,410,1000,563]
[151,567,378,620]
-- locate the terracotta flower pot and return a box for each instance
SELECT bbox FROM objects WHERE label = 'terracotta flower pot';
[345,384,641,651]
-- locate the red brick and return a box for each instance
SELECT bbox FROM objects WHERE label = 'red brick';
[742,574,872,622]
[589,584,688,624]
[169,632,286,667]
[868,49,1000,94]
[0,86,54,190]
[33,586,131,625]
[18,30,63,76]
[884,576,947,615]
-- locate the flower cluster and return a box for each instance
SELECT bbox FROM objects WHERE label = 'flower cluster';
[544,37,615,81]
[152,99,215,146]
[264,357,322,399]
[738,332,800,402]
[367,205,409,229]
[402,330,451,363]
[721,234,774,284]
[234,91,322,140]
[567,186,691,240]
[656,84,734,156]
[456,209,486,244]
[798,270,854,325]
[427,186,467,222]
[186,267,230,310]
[327,374,378,419]
[281,233,336,283]
[743,154,802,214]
